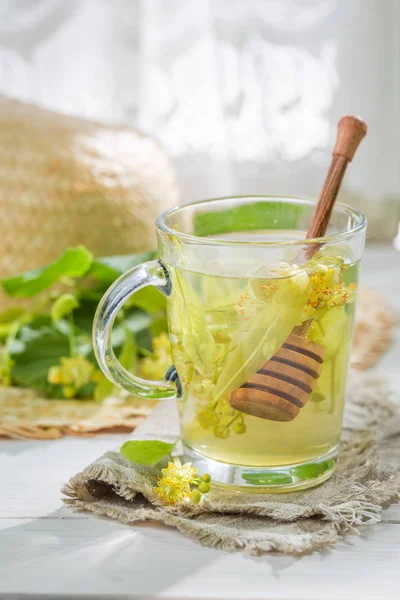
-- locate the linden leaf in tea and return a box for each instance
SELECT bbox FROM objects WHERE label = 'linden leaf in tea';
[308,305,348,359]
[170,269,216,377]
[213,273,310,400]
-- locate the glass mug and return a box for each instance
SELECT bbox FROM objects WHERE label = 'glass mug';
[93,196,366,491]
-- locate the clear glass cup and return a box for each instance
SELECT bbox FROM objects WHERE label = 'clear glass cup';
[93,196,366,491]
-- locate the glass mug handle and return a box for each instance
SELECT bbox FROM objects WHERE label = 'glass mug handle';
[93,260,176,399]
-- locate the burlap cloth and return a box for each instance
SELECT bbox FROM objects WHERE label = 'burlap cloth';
[63,370,400,555]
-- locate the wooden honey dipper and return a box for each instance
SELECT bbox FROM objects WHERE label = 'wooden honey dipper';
[229,116,368,422]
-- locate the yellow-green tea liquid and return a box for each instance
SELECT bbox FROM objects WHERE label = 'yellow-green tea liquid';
[166,253,358,487]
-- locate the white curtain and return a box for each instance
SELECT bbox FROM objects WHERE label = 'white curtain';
[0,0,398,238]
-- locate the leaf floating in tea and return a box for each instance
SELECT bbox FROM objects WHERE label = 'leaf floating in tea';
[213,273,310,400]
[308,305,348,359]
[170,269,216,377]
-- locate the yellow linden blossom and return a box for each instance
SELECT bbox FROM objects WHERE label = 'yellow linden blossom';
[300,263,355,320]
[155,476,190,505]
[139,332,172,380]
[163,457,198,482]
[154,458,204,505]
[327,284,349,307]
[251,258,354,323]
[48,355,95,398]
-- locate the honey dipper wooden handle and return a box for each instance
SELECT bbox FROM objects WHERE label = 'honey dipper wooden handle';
[229,116,368,422]
[295,116,367,336]
[306,116,367,241]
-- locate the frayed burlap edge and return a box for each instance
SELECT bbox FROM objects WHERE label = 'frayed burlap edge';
[61,448,400,555]
[63,493,346,555]
[62,372,400,556]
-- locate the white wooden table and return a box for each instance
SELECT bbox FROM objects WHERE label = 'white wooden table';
[1,244,399,600]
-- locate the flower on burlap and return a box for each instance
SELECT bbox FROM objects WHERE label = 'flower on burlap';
[154,458,211,505]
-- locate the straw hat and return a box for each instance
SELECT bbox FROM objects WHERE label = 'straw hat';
[0,96,179,279]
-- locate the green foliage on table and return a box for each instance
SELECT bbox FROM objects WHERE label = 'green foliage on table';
[2,246,93,297]
[0,246,166,400]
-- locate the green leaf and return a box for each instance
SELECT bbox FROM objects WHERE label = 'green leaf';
[0,307,25,323]
[8,317,96,398]
[9,318,71,392]
[120,439,176,466]
[1,246,93,297]
[127,286,166,314]
[0,308,27,338]
[308,306,347,360]
[74,302,153,346]
[170,269,215,377]
[150,314,169,337]
[0,245,166,398]
[94,325,139,401]
[51,293,79,323]
[88,251,157,285]
[123,311,154,336]
[109,311,154,354]
[118,328,137,373]
[213,274,310,400]
[193,201,303,237]
[72,299,99,335]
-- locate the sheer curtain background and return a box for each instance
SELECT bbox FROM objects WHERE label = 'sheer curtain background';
[0,0,398,239]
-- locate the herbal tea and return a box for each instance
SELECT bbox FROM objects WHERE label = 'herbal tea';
[167,246,358,469]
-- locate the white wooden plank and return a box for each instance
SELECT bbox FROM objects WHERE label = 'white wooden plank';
[0,514,399,599]
[0,434,131,517]
[382,504,400,522]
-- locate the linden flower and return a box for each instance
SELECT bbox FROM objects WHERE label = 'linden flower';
[139,332,172,380]
[161,457,197,484]
[309,268,349,306]
[327,284,349,308]
[154,458,211,505]
[48,355,95,398]
[298,261,356,322]
[154,476,190,505]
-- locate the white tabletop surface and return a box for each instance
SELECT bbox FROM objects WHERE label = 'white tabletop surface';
[0,243,399,600]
